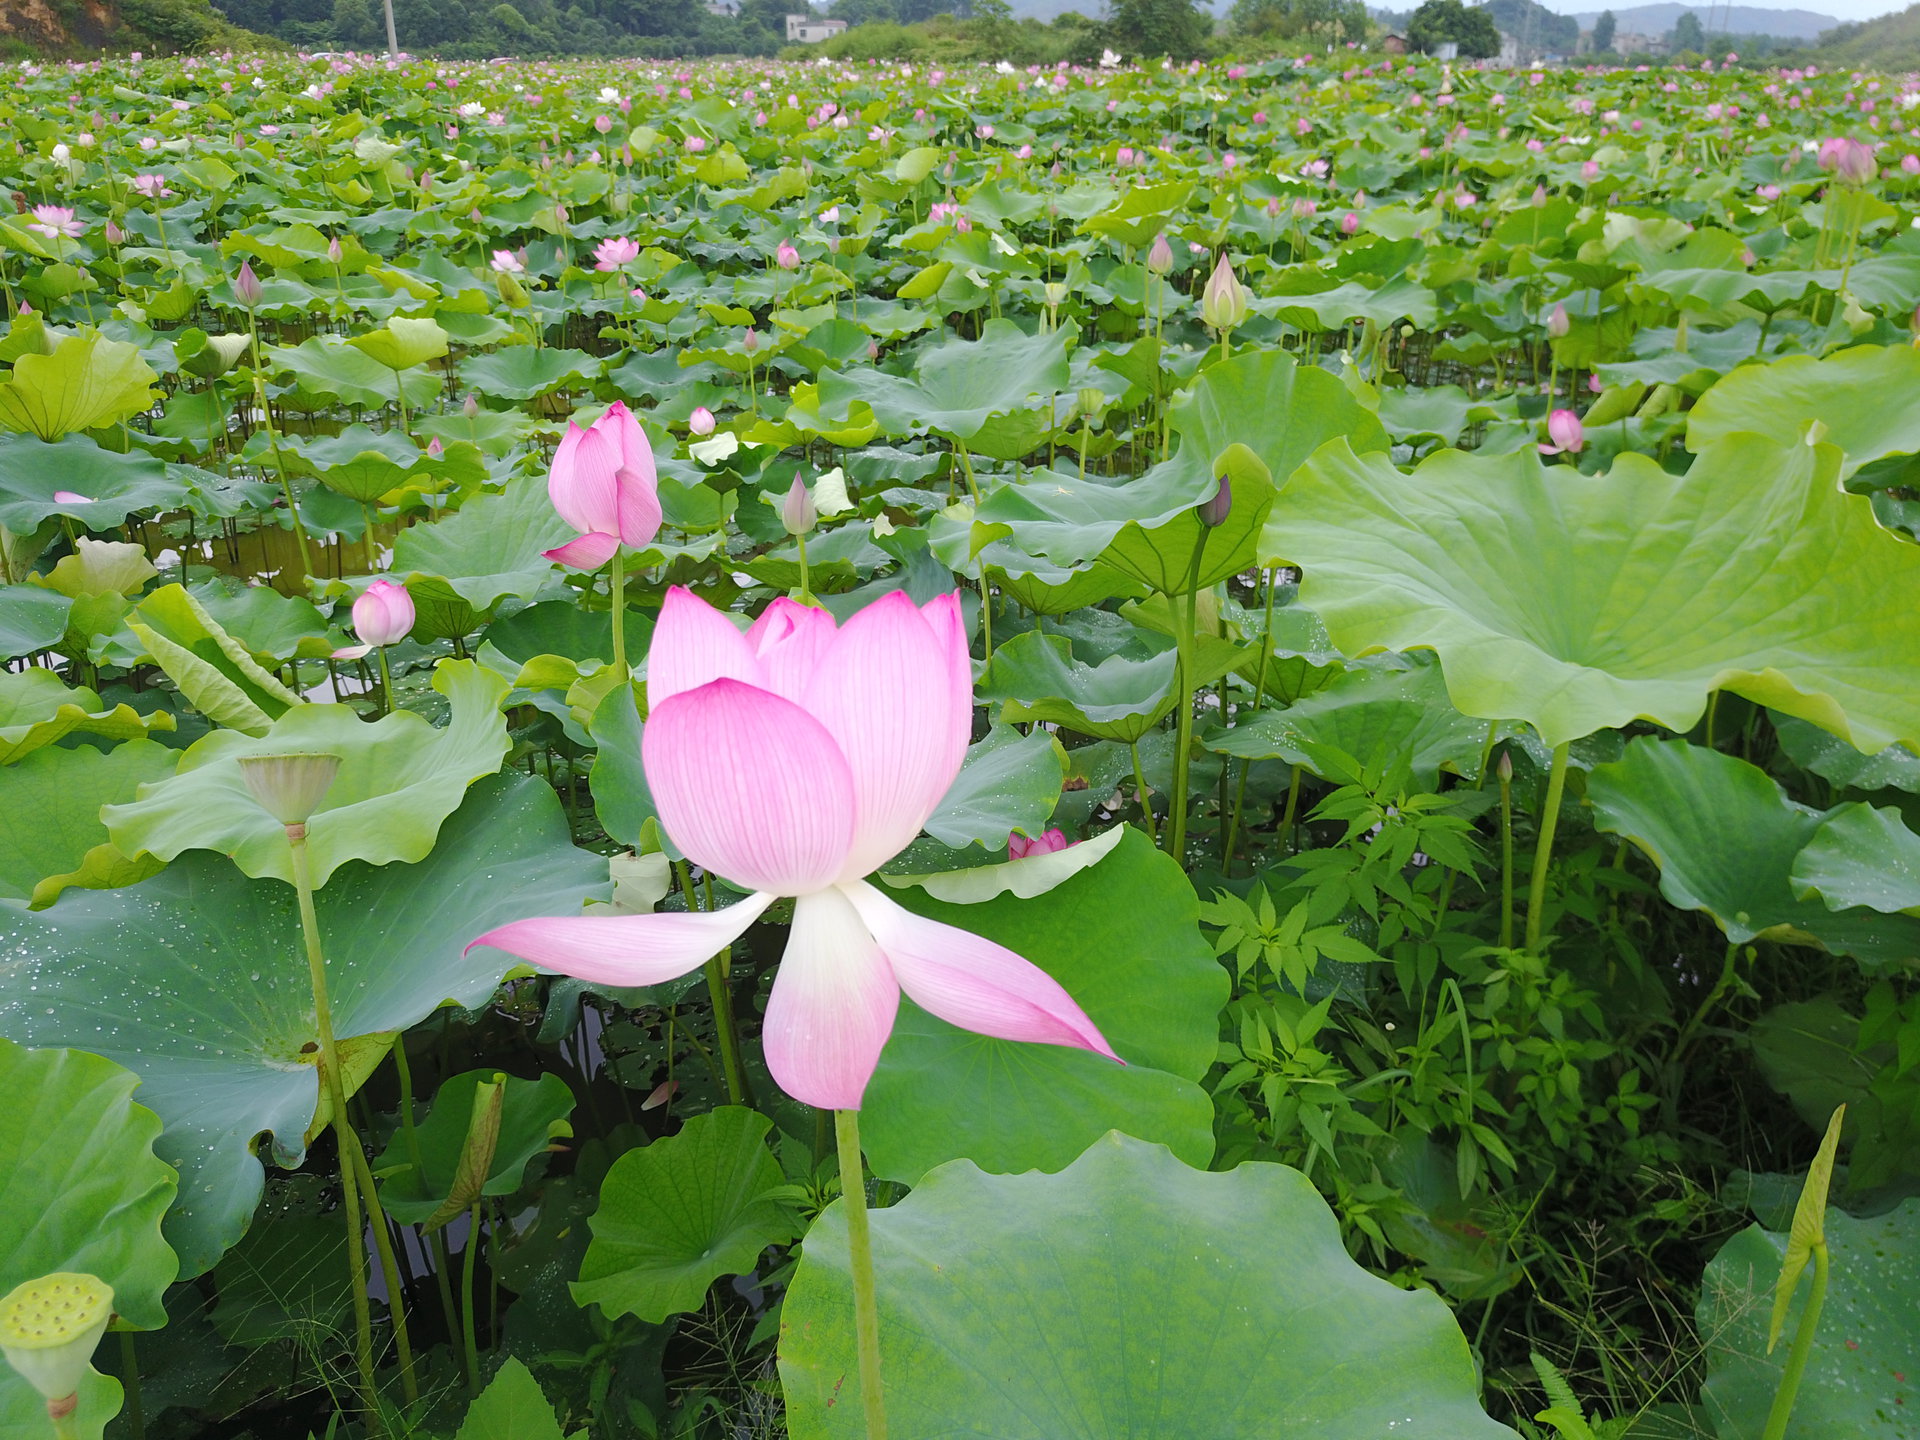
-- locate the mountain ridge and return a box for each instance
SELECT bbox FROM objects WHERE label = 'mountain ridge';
[1566,3,1837,37]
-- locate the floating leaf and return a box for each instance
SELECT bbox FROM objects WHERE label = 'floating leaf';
[391,479,575,612]
[0,435,186,532]
[781,1133,1515,1440]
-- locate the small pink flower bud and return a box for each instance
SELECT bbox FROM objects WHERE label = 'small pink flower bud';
[1197,474,1233,528]
[234,260,263,308]
[689,406,716,436]
[782,475,817,536]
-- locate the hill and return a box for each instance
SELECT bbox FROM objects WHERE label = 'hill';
[1566,3,1836,37]
[1797,0,1920,61]
[0,0,267,54]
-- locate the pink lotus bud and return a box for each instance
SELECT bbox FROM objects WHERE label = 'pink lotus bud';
[1008,827,1072,860]
[1588,372,1603,394]
[689,406,716,436]
[1196,474,1232,528]
[541,400,663,569]
[1540,408,1584,455]
[781,475,817,536]
[463,393,480,419]
[103,219,124,245]
[743,327,759,354]
[1497,750,1512,782]
[1547,303,1570,338]
[1903,153,1920,175]
[426,436,444,459]
[1531,184,1547,207]
[234,260,263,308]
[352,577,415,647]
[1340,211,1359,235]
[327,236,343,264]
[594,114,613,134]
[1146,234,1173,274]
[1818,135,1876,184]
[775,241,800,270]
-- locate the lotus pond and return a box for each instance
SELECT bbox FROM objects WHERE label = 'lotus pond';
[0,40,1918,1440]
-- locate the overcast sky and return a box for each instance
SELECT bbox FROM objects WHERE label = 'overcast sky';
[1528,0,1909,20]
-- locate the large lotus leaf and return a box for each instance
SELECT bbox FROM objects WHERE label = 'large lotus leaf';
[1688,344,1920,477]
[186,582,333,663]
[291,424,426,505]
[1271,435,1920,753]
[454,1357,567,1440]
[0,772,607,1276]
[345,316,449,372]
[391,479,575,612]
[1206,657,1490,788]
[780,1132,1516,1440]
[817,319,1071,450]
[0,669,173,765]
[459,347,604,401]
[125,584,301,736]
[1773,712,1920,795]
[0,585,70,659]
[1100,442,1275,595]
[1698,1200,1919,1440]
[1079,179,1195,247]
[861,828,1226,1184]
[0,435,187,532]
[104,660,509,889]
[0,331,157,442]
[0,738,173,906]
[572,1107,800,1324]
[978,630,1180,743]
[30,539,154,600]
[1790,803,1920,917]
[375,1069,576,1225]
[922,724,1066,852]
[1586,738,1920,969]
[265,335,443,410]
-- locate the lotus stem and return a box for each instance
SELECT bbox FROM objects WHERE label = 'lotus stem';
[460,1202,481,1391]
[286,828,381,1430]
[118,1331,143,1440]
[344,1133,418,1406]
[835,1108,889,1440]
[1167,528,1211,867]
[375,646,395,720]
[608,548,627,680]
[1129,741,1157,845]
[1761,1242,1829,1440]
[1524,742,1571,952]
[677,861,751,1108]
[1499,759,1515,950]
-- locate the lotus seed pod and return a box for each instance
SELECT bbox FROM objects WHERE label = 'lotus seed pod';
[0,1273,114,1404]
[1077,386,1105,419]
[237,752,342,827]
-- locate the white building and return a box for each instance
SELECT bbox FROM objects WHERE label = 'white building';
[785,13,848,41]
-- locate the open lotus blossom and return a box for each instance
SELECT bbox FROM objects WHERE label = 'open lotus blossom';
[543,400,662,570]
[131,174,171,198]
[469,587,1119,1109]
[593,235,639,271]
[489,249,524,274]
[333,578,415,657]
[28,206,85,240]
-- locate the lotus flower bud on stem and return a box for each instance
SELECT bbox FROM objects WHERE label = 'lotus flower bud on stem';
[1540,408,1584,456]
[352,578,415,648]
[1146,233,1174,275]
[463,392,480,419]
[689,405,716,436]
[234,259,263,308]
[237,752,342,827]
[775,240,800,270]
[1546,303,1570,338]
[1497,750,1513,783]
[1197,473,1233,527]
[1008,828,1072,860]
[1200,252,1249,335]
[0,1273,114,1411]
[782,475,817,536]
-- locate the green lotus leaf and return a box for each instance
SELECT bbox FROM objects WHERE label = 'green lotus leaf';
[125,583,301,736]
[345,316,449,373]
[375,1069,576,1226]
[1271,435,1920,752]
[454,1357,569,1440]
[1205,657,1489,788]
[0,738,172,906]
[0,669,173,765]
[185,582,334,663]
[0,1041,177,1436]
[1375,384,1519,445]
[390,478,575,612]
[459,347,604,401]
[0,435,187,533]
[104,659,509,889]
[1789,802,1920,917]
[1698,1199,1920,1440]
[1099,442,1274,595]
[1586,738,1920,969]
[1079,179,1195,247]
[922,723,1067,852]
[286,423,425,505]
[29,539,154,599]
[0,772,607,1276]
[1688,343,1920,476]
[265,335,444,410]
[0,330,157,442]
[817,319,1071,455]
[0,586,71,660]
[861,828,1226,1185]
[977,630,1181,743]
[571,1107,800,1324]
[1773,712,1920,795]
[781,1132,1515,1440]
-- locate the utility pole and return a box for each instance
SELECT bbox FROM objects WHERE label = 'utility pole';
[384,0,399,56]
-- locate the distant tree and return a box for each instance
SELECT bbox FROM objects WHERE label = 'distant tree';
[1669,7,1703,49]
[832,0,899,26]
[1406,0,1497,55]
[1591,6,1614,49]
[1485,0,1575,51]
[1104,0,1211,56]
[1232,0,1362,42]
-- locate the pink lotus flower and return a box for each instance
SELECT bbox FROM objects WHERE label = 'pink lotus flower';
[593,236,639,271]
[468,588,1118,1110]
[1540,408,1584,455]
[542,400,662,570]
[775,240,800,270]
[1008,828,1073,860]
[28,205,85,239]
[688,406,716,436]
[1818,135,1876,184]
[131,174,170,198]
[334,578,415,657]
[489,249,523,274]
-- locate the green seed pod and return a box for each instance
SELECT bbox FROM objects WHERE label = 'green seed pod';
[0,1273,114,1403]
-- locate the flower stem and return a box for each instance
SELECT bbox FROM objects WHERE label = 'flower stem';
[608,548,626,679]
[1761,1242,1829,1440]
[460,1202,482,1389]
[1524,741,1571,952]
[676,861,751,1107]
[287,828,381,1430]
[1166,527,1210,867]
[344,1130,418,1406]
[375,645,395,719]
[1498,759,1515,950]
[834,1108,889,1440]
[1129,740,1157,845]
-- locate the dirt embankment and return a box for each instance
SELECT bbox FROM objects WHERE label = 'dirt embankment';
[0,0,124,50]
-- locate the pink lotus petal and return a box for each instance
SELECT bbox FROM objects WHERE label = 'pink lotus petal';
[465,893,773,987]
[615,464,663,549]
[843,880,1118,1060]
[762,886,899,1110]
[52,490,94,504]
[747,597,837,705]
[331,644,374,659]
[645,678,856,893]
[543,531,622,570]
[550,421,621,536]
[604,400,655,485]
[807,591,974,880]
[646,586,764,706]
